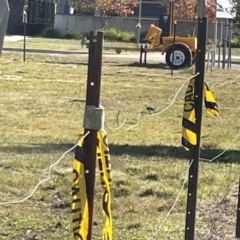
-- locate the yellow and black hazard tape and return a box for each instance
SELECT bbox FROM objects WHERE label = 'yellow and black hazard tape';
[72,131,113,240]
[97,131,112,240]
[72,140,89,240]
[182,78,219,150]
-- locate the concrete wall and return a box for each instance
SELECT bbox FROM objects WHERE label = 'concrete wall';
[176,20,233,40]
[55,14,159,37]
[55,14,234,41]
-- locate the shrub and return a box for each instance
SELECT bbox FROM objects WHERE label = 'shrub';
[207,38,213,44]
[64,30,82,40]
[104,28,136,42]
[41,27,62,39]
[231,37,240,48]
[104,28,121,41]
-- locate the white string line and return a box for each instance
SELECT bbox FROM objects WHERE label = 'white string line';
[117,110,125,127]
[0,131,90,206]
[105,73,200,131]
[104,110,127,131]
[125,110,141,131]
[105,71,238,131]
[200,73,240,161]
[146,159,194,240]
[200,130,240,162]
[145,73,200,117]
[213,73,240,88]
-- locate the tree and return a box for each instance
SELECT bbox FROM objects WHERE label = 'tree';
[206,0,216,20]
[156,0,216,21]
[228,0,240,26]
[157,0,216,36]
[172,0,216,21]
[69,0,139,28]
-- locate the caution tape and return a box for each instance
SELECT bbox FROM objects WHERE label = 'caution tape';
[97,131,113,240]
[72,139,89,240]
[72,131,113,240]
[182,78,219,150]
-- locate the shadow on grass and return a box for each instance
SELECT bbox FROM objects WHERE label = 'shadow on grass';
[0,143,76,155]
[44,61,88,65]
[109,144,240,164]
[42,60,169,69]
[118,62,169,69]
[0,143,239,163]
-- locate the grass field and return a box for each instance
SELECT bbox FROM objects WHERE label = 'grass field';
[3,37,240,58]
[3,38,137,51]
[0,51,240,239]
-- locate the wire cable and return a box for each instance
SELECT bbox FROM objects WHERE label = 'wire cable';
[146,159,194,240]
[200,130,240,162]
[105,73,200,131]
[104,110,127,131]
[145,73,200,117]
[0,131,90,206]
[214,73,240,88]
[125,110,141,131]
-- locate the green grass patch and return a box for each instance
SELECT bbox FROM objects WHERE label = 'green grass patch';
[103,28,136,42]
[0,52,239,239]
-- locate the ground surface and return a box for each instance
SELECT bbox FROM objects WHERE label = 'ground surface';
[3,36,240,70]
[0,52,240,239]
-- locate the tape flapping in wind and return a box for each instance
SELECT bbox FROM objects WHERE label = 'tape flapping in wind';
[72,131,113,240]
[182,79,219,150]
[97,131,113,240]
[72,139,89,240]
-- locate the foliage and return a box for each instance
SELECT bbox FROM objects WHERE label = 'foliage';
[175,0,215,20]
[69,0,139,16]
[41,27,83,40]
[64,30,82,40]
[104,28,136,42]
[228,0,238,15]
[158,0,216,36]
[230,0,240,27]
[231,37,240,47]
[41,27,63,39]
[159,0,216,21]
[206,0,216,20]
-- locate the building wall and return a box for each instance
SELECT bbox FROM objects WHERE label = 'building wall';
[54,14,232,40]
[56,0,70,14]
[7,0,25,34]
[55,14,159,36]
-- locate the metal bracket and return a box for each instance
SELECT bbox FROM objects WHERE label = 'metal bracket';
[83,105,104,130]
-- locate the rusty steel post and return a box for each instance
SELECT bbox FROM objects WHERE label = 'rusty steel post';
[185,17,208,240]
[83,31,103,240]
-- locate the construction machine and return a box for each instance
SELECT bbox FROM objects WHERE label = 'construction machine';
[0,0,10,55]
[105,0,198,69]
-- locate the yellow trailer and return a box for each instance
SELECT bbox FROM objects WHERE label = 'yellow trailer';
[106,24,197,69]
[104,0,197,69]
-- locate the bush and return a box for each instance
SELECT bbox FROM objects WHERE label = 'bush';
[104,28,136,42]
[104,28,121,41]
[41,27,62,39]
[64,30,82,40]
[207,38,213,45]
[231,37,240,48]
